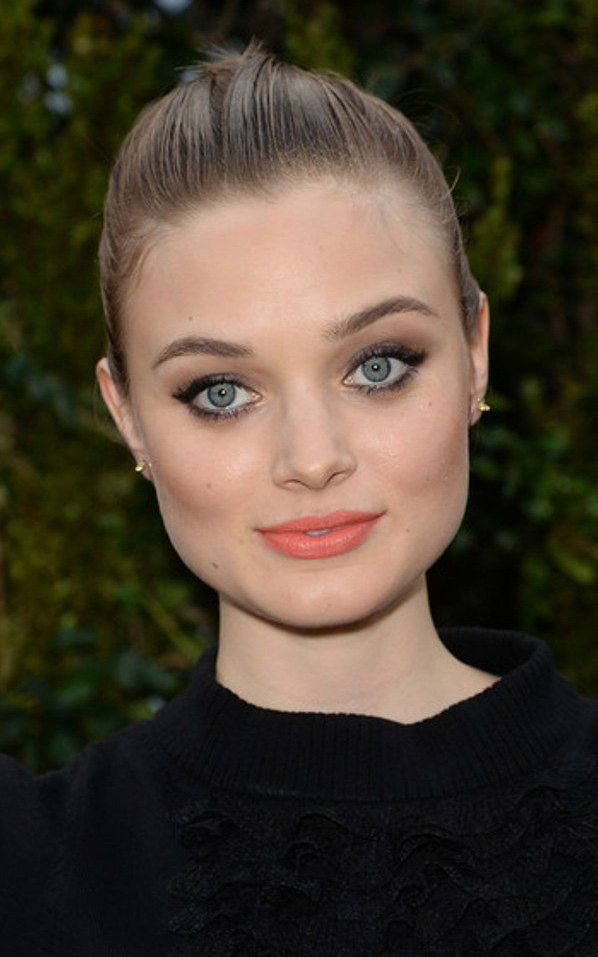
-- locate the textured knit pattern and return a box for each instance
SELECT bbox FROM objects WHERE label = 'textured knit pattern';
[166,756,598,956]
[2,627,598,957]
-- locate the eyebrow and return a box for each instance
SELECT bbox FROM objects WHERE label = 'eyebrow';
[150,295,438,369]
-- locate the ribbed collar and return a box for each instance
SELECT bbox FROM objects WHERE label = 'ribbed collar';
[153,627,582,801]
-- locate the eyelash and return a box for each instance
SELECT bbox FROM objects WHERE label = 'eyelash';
[171,342,427,422]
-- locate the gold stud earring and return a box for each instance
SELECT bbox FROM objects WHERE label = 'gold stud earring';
[477,398,491,412]
[134,458,150,472]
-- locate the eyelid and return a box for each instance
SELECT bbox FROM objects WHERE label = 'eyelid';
[173,339,422,390]
[172,339,426,419]
[344,340,425,376]
[172,372,252,404]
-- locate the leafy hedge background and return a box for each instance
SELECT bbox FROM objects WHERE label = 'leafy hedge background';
[1,0,597,772]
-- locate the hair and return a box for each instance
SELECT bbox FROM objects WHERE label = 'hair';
[98,38,480,396]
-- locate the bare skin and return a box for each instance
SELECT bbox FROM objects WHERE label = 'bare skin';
[97,177,499,724]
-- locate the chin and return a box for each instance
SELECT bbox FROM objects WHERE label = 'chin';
[238,571,414,634]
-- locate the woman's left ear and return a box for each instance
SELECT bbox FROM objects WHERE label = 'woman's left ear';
[467,291,490,426]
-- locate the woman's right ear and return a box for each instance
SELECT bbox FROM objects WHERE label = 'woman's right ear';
[95,357,147,466]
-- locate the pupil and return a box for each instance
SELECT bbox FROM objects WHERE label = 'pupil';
[208,383,235,408]
[364,356,390,383]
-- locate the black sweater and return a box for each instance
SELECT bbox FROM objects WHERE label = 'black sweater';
[2,626,598,956]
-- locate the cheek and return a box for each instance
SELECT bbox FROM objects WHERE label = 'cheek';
[147,423,259,537]
[421,402,469,489]
[373,390,469,510]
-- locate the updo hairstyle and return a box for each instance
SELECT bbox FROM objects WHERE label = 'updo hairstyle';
[98,39,480,396]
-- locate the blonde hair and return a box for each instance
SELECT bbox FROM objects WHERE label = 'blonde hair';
[99,38,479,395]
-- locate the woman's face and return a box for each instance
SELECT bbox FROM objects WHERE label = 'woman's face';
[97,178,489,630]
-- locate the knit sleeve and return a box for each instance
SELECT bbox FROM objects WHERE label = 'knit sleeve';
[0,753,71,955]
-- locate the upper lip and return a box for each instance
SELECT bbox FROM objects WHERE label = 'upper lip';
[257,510,384,533]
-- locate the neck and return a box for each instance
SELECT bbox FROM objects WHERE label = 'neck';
[216,577,498,723]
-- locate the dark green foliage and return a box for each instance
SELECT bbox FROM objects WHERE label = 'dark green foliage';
[0,0,596,771]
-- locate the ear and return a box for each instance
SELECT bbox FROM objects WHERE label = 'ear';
[95,357,153,480]
[467,292,490,426]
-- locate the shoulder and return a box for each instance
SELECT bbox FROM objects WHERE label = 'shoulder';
[0,713,154,792]
[0,714,164,836]
[0,716,159,945]
[0,749,76,948]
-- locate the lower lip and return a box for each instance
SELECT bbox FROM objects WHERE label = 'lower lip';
[257,516,382,559]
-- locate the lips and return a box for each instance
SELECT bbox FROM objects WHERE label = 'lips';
[256,510,384,559]
[257,510,383,533]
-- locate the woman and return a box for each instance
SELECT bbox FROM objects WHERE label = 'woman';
[2,39,598,957]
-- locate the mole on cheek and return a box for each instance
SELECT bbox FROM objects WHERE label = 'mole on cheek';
[206,483,212,489]
[211,562,219,569]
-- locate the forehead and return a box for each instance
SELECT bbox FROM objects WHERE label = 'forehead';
[124,179,456,349]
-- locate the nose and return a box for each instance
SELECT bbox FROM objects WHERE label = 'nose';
[270,389,357,490]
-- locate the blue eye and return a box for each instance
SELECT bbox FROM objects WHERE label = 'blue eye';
[172,342,427,422]
[363,355,394,382]
[200,381,252,414]
[173,374,254,420]
[345,342,426,395]
[350,353,405,390]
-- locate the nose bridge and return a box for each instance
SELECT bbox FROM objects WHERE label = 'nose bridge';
[271,379,356,488]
